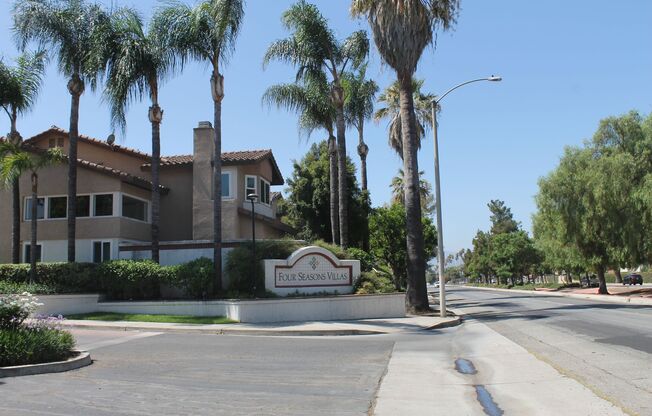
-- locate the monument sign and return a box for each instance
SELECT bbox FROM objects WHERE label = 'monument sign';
[264,246,361,296]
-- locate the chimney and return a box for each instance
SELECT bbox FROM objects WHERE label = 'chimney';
[192,121,215,240]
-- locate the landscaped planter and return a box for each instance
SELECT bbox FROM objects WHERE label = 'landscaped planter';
[0,350,91,378]
[34,293,406,323]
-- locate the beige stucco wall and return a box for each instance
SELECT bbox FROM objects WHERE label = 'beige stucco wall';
[159,166,193,241]
[31,131,151,179]
[0,187,12,263]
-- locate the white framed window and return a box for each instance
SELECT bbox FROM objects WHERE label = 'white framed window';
[24,197,45,220]
[93,194,114,216]
[76,195,91,217]
[24,243,42,263]
[245,175,257,199]
[259,178,270,205]
[92,241,111,263]
[121,194,149,222]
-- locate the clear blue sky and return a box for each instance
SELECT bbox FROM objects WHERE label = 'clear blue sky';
[1,0,651,253]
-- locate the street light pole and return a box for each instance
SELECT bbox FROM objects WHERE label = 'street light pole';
[247,193,259,297]
[432,76,502,318]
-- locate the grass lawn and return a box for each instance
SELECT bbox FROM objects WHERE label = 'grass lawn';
[66,312,237,325]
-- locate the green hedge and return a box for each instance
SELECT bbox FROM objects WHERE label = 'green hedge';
[225,240,301,294]
[354,271,397,294]
[97,260,173,300]
[174,258,214,299]
[0,327,76,366]
[0,263,99,293]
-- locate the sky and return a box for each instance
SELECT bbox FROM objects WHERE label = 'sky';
[1,0,652,254]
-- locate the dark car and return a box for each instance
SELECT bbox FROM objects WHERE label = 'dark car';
[623,273,643,285]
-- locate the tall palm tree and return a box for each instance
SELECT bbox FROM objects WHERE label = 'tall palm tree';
[352,0,460,312]
[391,169,435,216]
[14,0,114,262]
[264,0,369,248]
[263,71,340,244]
[153,0,244,292]
[0,51,46,264]
[103,8,175,264]
[343,66,378,192]
[374,79,435,158]
[0,142,63,282]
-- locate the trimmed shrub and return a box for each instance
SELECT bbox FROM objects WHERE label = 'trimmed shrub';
[0,280,57,295]
[0,327,75,366]
[0,262,99,293]
[225,240,301,294]
[311,240,349,259]
[97,260,169,300]
[354,271,396,295]
[346,248,376,272]
[175,258,214,299]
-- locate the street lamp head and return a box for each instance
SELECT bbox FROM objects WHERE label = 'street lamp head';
[487,75,502,82]
[247,193,258,202]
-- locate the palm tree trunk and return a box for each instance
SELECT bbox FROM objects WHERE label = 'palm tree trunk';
[328,135,340,245]
[67,74,84,263]
[597,265,609,295]
[30,173,38,284]
[335,104,349,248]
[211,72,224,294]
[357,124,370,252]
[12,177,20,264]
[398,74,429,312]
[149,105,162,264]
[8,122,21,264]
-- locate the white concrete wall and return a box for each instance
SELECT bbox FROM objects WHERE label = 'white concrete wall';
[34,294,101,316]
[23,239,121,263]
[33,293,406,323]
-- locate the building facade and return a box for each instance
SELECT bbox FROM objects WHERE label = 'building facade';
[0,121,291,264]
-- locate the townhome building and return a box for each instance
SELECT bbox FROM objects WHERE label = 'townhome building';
[0,121,291,264]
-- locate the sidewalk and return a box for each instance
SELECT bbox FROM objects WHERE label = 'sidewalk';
[57,314,461,336]
[460,284,652,305]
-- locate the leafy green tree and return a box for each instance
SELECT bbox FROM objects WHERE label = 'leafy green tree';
[280,141,367,247]
[103,8,176,264]
[374,79,435,158]
[0,51,46,264]
[14,0,114,262]
[264,0,369,248]
[0,142,63,282]
[488,230,539,285]
[532,211,586,283]
[352,0,460,312]
[488,199,519,235]
[154,0,245,291]
[369,203,437,290]
[263,71,340,245]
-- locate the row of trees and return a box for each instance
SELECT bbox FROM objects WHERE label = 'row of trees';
[2,0,461,311]
[462,112,652,295]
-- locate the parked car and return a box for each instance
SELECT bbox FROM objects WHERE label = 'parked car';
[581,275,599,288]
[623,273,643,285]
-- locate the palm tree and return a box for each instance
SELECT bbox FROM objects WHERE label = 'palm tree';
[0,51,46,264]
[352,0,460,312]
[0,142,63,282]
[343,66,378,192]
[374,79,435,158]
[153,0,244,292]
[103,9,175,264]
[14,0,114,262]
[263,71,340,244]
[391,169,435,216]
[264,0,369,248]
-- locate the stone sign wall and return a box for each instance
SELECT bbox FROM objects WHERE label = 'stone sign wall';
[264,246,361,296]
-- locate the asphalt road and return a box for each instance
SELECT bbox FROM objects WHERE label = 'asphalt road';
[1,332,393,416]
[446,287,652,416]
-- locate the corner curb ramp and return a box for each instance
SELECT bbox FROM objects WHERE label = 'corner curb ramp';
[461,285,652,306]
[0,350,91,378]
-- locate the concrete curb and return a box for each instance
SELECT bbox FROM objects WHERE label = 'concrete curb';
[0,350,91,378]
[424,316,462,330]
[461,285,652,306]
[58,321,389,336]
